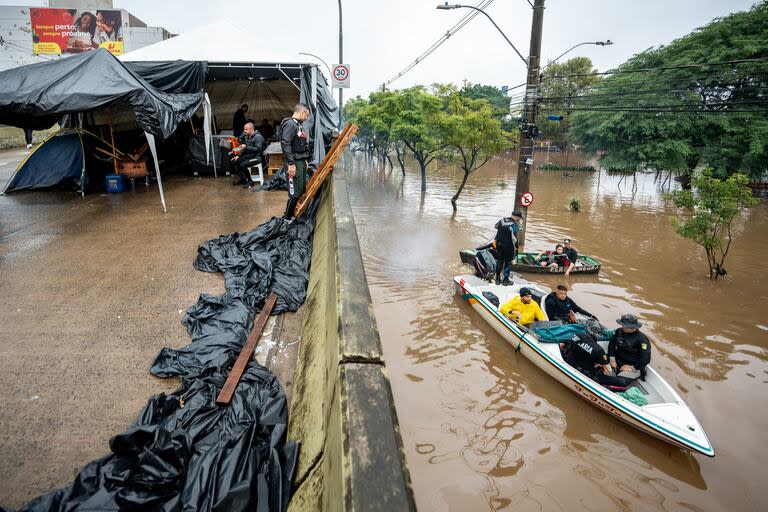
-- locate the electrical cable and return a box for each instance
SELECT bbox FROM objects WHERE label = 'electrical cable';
[384,0,496,86]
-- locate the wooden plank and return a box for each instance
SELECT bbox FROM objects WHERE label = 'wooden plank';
[215,292,278,406]
[294,123,359,219]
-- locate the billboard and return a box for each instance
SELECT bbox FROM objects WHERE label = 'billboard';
[30,8,124,55]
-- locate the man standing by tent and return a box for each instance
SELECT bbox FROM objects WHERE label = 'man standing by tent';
[281,104,311,219]
[233,104,248,137]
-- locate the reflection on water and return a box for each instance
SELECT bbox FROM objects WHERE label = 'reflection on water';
[345,152,767,511]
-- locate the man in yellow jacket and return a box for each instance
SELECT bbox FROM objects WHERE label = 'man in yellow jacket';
[500,287,547,325]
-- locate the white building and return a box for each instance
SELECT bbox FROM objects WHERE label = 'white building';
[0,0,173,72]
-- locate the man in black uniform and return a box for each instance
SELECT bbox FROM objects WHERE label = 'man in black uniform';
[545,284,598,323]
[608,314,652,380]
[561,332,612,382]
[281,104,311,219]
[233,104,248,137]
[492,210,522,286]
[231,122,265,188]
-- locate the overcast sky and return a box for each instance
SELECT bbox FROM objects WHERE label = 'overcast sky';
[4,0,759,99]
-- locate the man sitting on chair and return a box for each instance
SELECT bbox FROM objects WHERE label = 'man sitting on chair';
[231,122,265,188]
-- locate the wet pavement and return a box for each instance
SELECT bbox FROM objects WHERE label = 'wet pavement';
[0,150,288,507]
[345,152,768,511]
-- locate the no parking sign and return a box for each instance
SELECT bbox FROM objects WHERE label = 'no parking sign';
[520,191,534,207]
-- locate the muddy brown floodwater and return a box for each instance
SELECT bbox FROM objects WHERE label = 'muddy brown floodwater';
[344,151,768,511]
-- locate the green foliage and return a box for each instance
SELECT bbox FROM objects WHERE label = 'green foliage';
[569,3,768,179]
[459,81,514,130]
[666,169,759,279]
[437,92,515,210]
[538,57,602,147]
[569,197,581,212]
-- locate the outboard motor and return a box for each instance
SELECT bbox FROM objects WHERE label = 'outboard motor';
[473,249,497,280]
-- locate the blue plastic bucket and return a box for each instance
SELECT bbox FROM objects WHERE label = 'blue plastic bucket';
[105,174,124,193]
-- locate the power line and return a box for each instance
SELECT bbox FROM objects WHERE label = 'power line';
[541,57,768,80]
[384,0,495,87]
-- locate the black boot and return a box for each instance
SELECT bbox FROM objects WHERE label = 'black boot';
[285,197,298,219]
[502,278,511,286]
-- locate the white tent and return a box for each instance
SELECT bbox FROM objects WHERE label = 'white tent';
[120,21,308,65]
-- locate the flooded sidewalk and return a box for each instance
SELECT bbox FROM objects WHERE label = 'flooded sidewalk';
[346,152,768,511]
[0,170,287,507]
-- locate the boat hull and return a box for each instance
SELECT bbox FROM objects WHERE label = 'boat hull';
[459,250,601,274]
[454,275,714,457]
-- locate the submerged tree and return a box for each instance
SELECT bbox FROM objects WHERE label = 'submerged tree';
[391,86,445,191]
[569,2,768,179]
[666,169,758,279]
[439,93,513,210]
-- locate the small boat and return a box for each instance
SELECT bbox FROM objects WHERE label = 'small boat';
[453,274,714,457]
[459,249,602,274]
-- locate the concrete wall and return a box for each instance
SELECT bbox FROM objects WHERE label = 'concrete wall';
[288,163,415,511]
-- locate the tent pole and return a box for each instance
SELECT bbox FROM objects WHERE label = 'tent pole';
[107,108,119,176]
[145,132,167,213]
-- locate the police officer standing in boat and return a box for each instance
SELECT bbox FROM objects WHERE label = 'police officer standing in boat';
[493,210,523,286]
[280,104,312,219]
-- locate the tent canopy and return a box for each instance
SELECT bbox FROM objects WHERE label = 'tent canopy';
[0,49,204,138]
[120,21,311,79]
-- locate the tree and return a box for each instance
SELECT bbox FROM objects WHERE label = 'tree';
[538,57,601,148]
[666,169,758,279]
[459,81,514,131]
[391,87,445,191]
[569,3,768,179]
[439,93,514,210]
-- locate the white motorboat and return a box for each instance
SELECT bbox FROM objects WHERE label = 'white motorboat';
[454,274,714,457]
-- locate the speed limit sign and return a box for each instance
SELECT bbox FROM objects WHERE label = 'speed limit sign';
[520,191,534,207]
[332,64,350,88]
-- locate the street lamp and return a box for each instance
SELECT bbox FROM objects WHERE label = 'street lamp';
[298,52,333,90]
[543,40,613,70]
[436,3,527,66]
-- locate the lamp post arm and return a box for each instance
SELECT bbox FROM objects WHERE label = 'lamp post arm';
[455,5,528,66]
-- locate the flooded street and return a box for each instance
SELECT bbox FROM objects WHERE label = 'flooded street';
[344,152,768,511]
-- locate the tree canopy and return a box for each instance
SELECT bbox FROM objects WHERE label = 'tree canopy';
[567,2,768,178]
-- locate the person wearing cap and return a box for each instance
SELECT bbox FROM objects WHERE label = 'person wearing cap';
[492,210,523,285]
[608,314,652,380]
[500,287,547,325]
[563,239,578,266]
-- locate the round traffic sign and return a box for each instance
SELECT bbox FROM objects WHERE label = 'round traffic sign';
[333,64,349,81]
[520,191,534,207]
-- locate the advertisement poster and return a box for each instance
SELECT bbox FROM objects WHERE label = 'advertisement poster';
[30,8,124,55]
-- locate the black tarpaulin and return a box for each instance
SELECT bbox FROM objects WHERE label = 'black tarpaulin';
[0,50,203,138]
[125,60,207,94]
[2,198,325,511]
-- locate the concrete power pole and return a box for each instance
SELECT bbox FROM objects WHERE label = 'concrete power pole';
[338,0,344,130]
[513,0,545,250]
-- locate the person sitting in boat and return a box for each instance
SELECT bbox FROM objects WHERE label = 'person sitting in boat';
[492,211,522,286]
[608,314,652,381]
[561,332,613,381]
[500,287,547,325]
[545,284,598,323]
[535,244,575,276]
[563,239,579,266]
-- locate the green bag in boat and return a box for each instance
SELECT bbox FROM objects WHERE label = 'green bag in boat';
[618,387,648,406]
[533,323,588,343]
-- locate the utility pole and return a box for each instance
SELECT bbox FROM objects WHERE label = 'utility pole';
[513,0,545,250]
[338,0,344,130]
